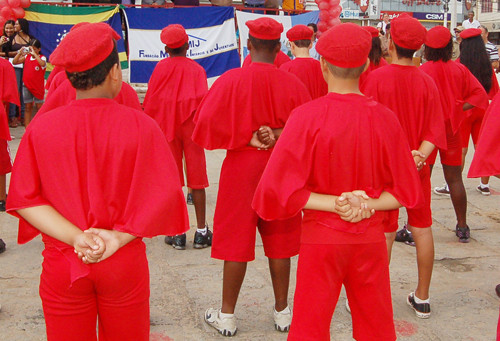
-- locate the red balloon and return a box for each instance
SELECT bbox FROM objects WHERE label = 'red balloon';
[0,0,8,8]
[12,7,24,19]
[318,21,328,32]
[318,1,330,10]
[7,0,20,7]
[20,0,30,8]
[0,6,13,20]
[329,17,341,27]
[329,6,342,18]
[319,10,330,22]
[329,0,340,6]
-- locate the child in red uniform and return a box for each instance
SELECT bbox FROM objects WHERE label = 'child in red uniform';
[12,39,46,127]
[6,23,189,341]
[363,14,446,318]
[143,24,211,250]
[253,23,424,341]
[279,25,327,99]
[193,17,311,336]
[359,26,388,87]
[420,26,489,243]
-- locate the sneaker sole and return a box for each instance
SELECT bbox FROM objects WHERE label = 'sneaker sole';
[204,316,237,337]
[433,189,450,197]
[193,243,210,249]
[406,295,431,319]
[172,245,186,250]
[476,187,491,196]
[275,324,290,332]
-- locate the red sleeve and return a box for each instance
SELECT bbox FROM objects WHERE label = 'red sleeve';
[36,80,75,117]
[0,60,19,140]
[421,78,447,150]
[45,65,65,90]
[274,51,291,67]
[115,82,142,111]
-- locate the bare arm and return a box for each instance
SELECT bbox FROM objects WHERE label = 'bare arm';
[463,102,474,111]
[12,50,25,65]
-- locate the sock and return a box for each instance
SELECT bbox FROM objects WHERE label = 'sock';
[197,227,207,235]
[413,294,429,304]
[219,311,234,320]
[480,182,490,189]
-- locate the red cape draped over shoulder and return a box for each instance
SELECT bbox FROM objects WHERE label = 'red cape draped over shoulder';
[468,92,500,177]
[359,57,388,88]
[38,79,142,117]
[252,93,424,242]
[242,51,291,68]
[7,98,189,283]
[45,70,68,100]
[279,58,327,99]
[192,62,312,150]
[143,57,208,142]
[45,65,66,91]
[420,61,488,134]
[363,64,447,151]
[0,58,19,141]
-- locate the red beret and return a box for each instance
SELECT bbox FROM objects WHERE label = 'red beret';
[316,23,371,68]
[425,26,451,49]
[390,14,427,50]
[363,26,380,38]
[50,23,116,73]
[161,24,188,49]
[460,28,482,40]
[70,22,121,41]
[286,24,313,42]
[246,17,283,40]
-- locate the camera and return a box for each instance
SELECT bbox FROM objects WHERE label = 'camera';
[22,47,30,53]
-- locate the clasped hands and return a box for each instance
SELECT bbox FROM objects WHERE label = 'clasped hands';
[73,228,122,265]
[249,126,276,150]
[335,190,375,223]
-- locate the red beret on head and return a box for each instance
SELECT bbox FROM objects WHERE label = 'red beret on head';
[286,24,313,42]
[70,22,121,41]
[460,28,482,40]
[363,26,380,38]
[246,17,283,40]
[390,14,427,50]
[425,26,451,49]
[50,23,117,73]
[316,23,371,68]
[161,24,188,49]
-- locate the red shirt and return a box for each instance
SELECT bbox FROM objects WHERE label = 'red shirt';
[23,54,46,100]
[359,57,388,88]
[143,57,208,142]
[45,70,68,101]
[279,58,327,99]
[252,93,424,244]
[242,51,291,68]
[363,64,447,151]
[192,62,311,150]
[0,58,19,141]
[45,65,64,90]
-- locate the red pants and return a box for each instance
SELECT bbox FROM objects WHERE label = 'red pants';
[0,139,12,175]
[40,239,150,341]
[427,122,463,166]
[288,242,396,341]
[461,107,484,148]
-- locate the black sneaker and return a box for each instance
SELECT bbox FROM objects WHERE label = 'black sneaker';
[186,193,194,205]
[476,185,491,196]
[496,284,500,298]
[0,239,6,254]
[194,228,212,249]
[455,225,470,243]
[164,233,186,250]
[395,225,415,246]
[407,292,431,319]
[0,200,5,212]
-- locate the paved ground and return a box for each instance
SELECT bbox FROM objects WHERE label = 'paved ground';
[1,124,499,341]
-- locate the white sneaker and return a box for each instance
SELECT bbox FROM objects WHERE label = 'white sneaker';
[345,299,351,314]
[273,306,292,332]
[433,184,450,197]
[204,308,237,337]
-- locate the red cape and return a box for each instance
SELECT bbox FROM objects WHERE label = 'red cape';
[45,70,68,100]
[242,51,291,68]
[143,57,207,142]
[252,93,424,243]
[38,79,142,117]
[45,65,65,90]
[363,64,447,151]
[420,61,488,134]
[359,58,388,88]
[279,58,327,99]
[0,58,19,141]
[7,98,189,283]
[468,91,500,177]
[192,62,312,150]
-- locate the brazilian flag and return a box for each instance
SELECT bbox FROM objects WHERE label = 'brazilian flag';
[25,4,128,71]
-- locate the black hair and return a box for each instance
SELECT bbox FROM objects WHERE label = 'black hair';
[460,35,492,93]
[292,39,312,48]
[369,37,383,66]
[424,38,452,62]
[394,41,416,59]
[248,35,280,53]
[166,42,188,56]
[307,23,317,33]
[326,61,366,79]
[66,42,119,90]
[17,18,30,36]
[3,20,15,36]
[30,39,42,49]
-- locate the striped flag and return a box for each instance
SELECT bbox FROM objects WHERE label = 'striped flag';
[25,4,128,71]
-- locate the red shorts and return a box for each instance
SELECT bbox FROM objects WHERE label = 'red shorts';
[288,242,396,341]
[40,239,150,341]
[0,139,12,175]
[168,118,208,189]
[427,123,463,166]
[460,108,485,148]
[384,166,432,231]
[212,149,301,262]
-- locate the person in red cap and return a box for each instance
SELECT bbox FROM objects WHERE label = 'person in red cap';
[6,22,189,341]
[363,14,446,319]
[359,25,388,87]
[253,22,424,341]
[193,17,311,336]
[143,24,211,250]
[420,26,488,244]
[279,24,327,99]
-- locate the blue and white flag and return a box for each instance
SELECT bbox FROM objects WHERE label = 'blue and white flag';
[124,7,240,84]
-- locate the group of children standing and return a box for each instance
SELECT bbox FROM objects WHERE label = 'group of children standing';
[1,13,499,341]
